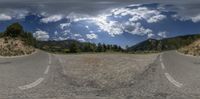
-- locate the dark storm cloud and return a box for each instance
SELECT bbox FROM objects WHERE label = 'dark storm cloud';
[0,0,135,16]
[0,0,200,17]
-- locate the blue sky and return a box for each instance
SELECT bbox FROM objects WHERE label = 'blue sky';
[0,2,200,47]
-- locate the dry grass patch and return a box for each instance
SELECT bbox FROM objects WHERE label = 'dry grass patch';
[179,39,200,56]
[0,37,35,56]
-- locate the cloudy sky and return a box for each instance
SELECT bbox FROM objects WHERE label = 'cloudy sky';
[0,0,200,47]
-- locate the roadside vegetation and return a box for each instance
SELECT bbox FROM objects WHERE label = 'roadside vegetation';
[178,39,200,56]
[36,40,124,53]
[0,23,36,56]
[128,34,200,53]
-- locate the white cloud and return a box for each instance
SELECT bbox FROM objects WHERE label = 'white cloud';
[58,37,68,41]
[0,10,29,21]
[191,15,200,22]
[67,5,162,38]
[147,33,155,38]
[52,36,70,41]
[63,30,70,35]
[0,14,12,21]
[92,15,123,37]
[111,7,166,23]
[147,15,166,23]
[172,14,200,23]
[41,15,63,23]
[33,30,50,41]
[54,31,58,35]
[85,25,89,29]
[74,34,82,37]
[78,38,86,42]
[69,14,123,37]
[60,23,71,29]
[69,14,153,37]
[89,31,94,33]
[10,9,29,19]
[124,22,153,36]
[86,33,98,39]
[158,31,167,38]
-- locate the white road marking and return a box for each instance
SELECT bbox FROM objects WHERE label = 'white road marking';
[59,58,67,74]
[49,54,52,64]
[18,78,44,90]
[44,65,50,74]
[160,54,165,69]
[160,53,183,88]
[161,62,165,70]
[160,54,163,62]
[165,73,183,88]
[58,58,64,63]
[19,53,52,90]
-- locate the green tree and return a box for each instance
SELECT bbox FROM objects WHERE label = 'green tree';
[102,43,107,52]
[4,23,24,37]
[22,32,37,46]
[97,43,103,52]
[69,42,79,53]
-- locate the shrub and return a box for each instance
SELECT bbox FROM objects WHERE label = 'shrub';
[4,23,24,37]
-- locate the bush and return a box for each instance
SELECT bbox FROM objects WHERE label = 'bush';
[4,23,24,37]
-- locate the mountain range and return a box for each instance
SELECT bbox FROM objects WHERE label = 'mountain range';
[128,34,200,53]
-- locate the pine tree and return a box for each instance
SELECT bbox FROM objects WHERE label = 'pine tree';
[97,43,102,52]
[69,42,79,53]
[4,22,24,37]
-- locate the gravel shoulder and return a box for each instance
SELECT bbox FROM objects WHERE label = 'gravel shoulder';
[55,53,158,98]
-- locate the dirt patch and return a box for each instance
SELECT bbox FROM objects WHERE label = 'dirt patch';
[57,53,158,90]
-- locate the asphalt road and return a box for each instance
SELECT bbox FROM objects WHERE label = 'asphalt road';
[0,50,200,98]
[129,50,200,99]
[160,51,200,94]
[0,50,69,98]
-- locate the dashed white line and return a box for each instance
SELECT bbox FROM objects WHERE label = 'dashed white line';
[160,54,163,62]
[160,53,183,88]
[165,73,183,87]
[19,53,52,90]
[160,54,165,69]
[58,58,64,63]
[44,65,50,74]
[18,78,44,90]
[59,58,67,74]
[49,55,52,64]
[161,62,165,69]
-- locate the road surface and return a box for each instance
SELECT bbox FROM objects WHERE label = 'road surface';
[0,50,70,98]
[0,50,200,98]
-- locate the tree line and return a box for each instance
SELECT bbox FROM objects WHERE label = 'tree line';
[69,42,124,53]
[37,40,124,53]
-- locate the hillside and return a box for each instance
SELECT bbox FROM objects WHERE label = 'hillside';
[0,23,36,56]
[0,37,35,56]
[178,39,200,56]
[128,34,200,53]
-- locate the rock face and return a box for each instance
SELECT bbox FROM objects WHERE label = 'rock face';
[0,37,35,56]
[179,39,200,56]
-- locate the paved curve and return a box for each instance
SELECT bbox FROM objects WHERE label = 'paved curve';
[161,51,200,92]
[0,50,200,98]
[0,50,49,89]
